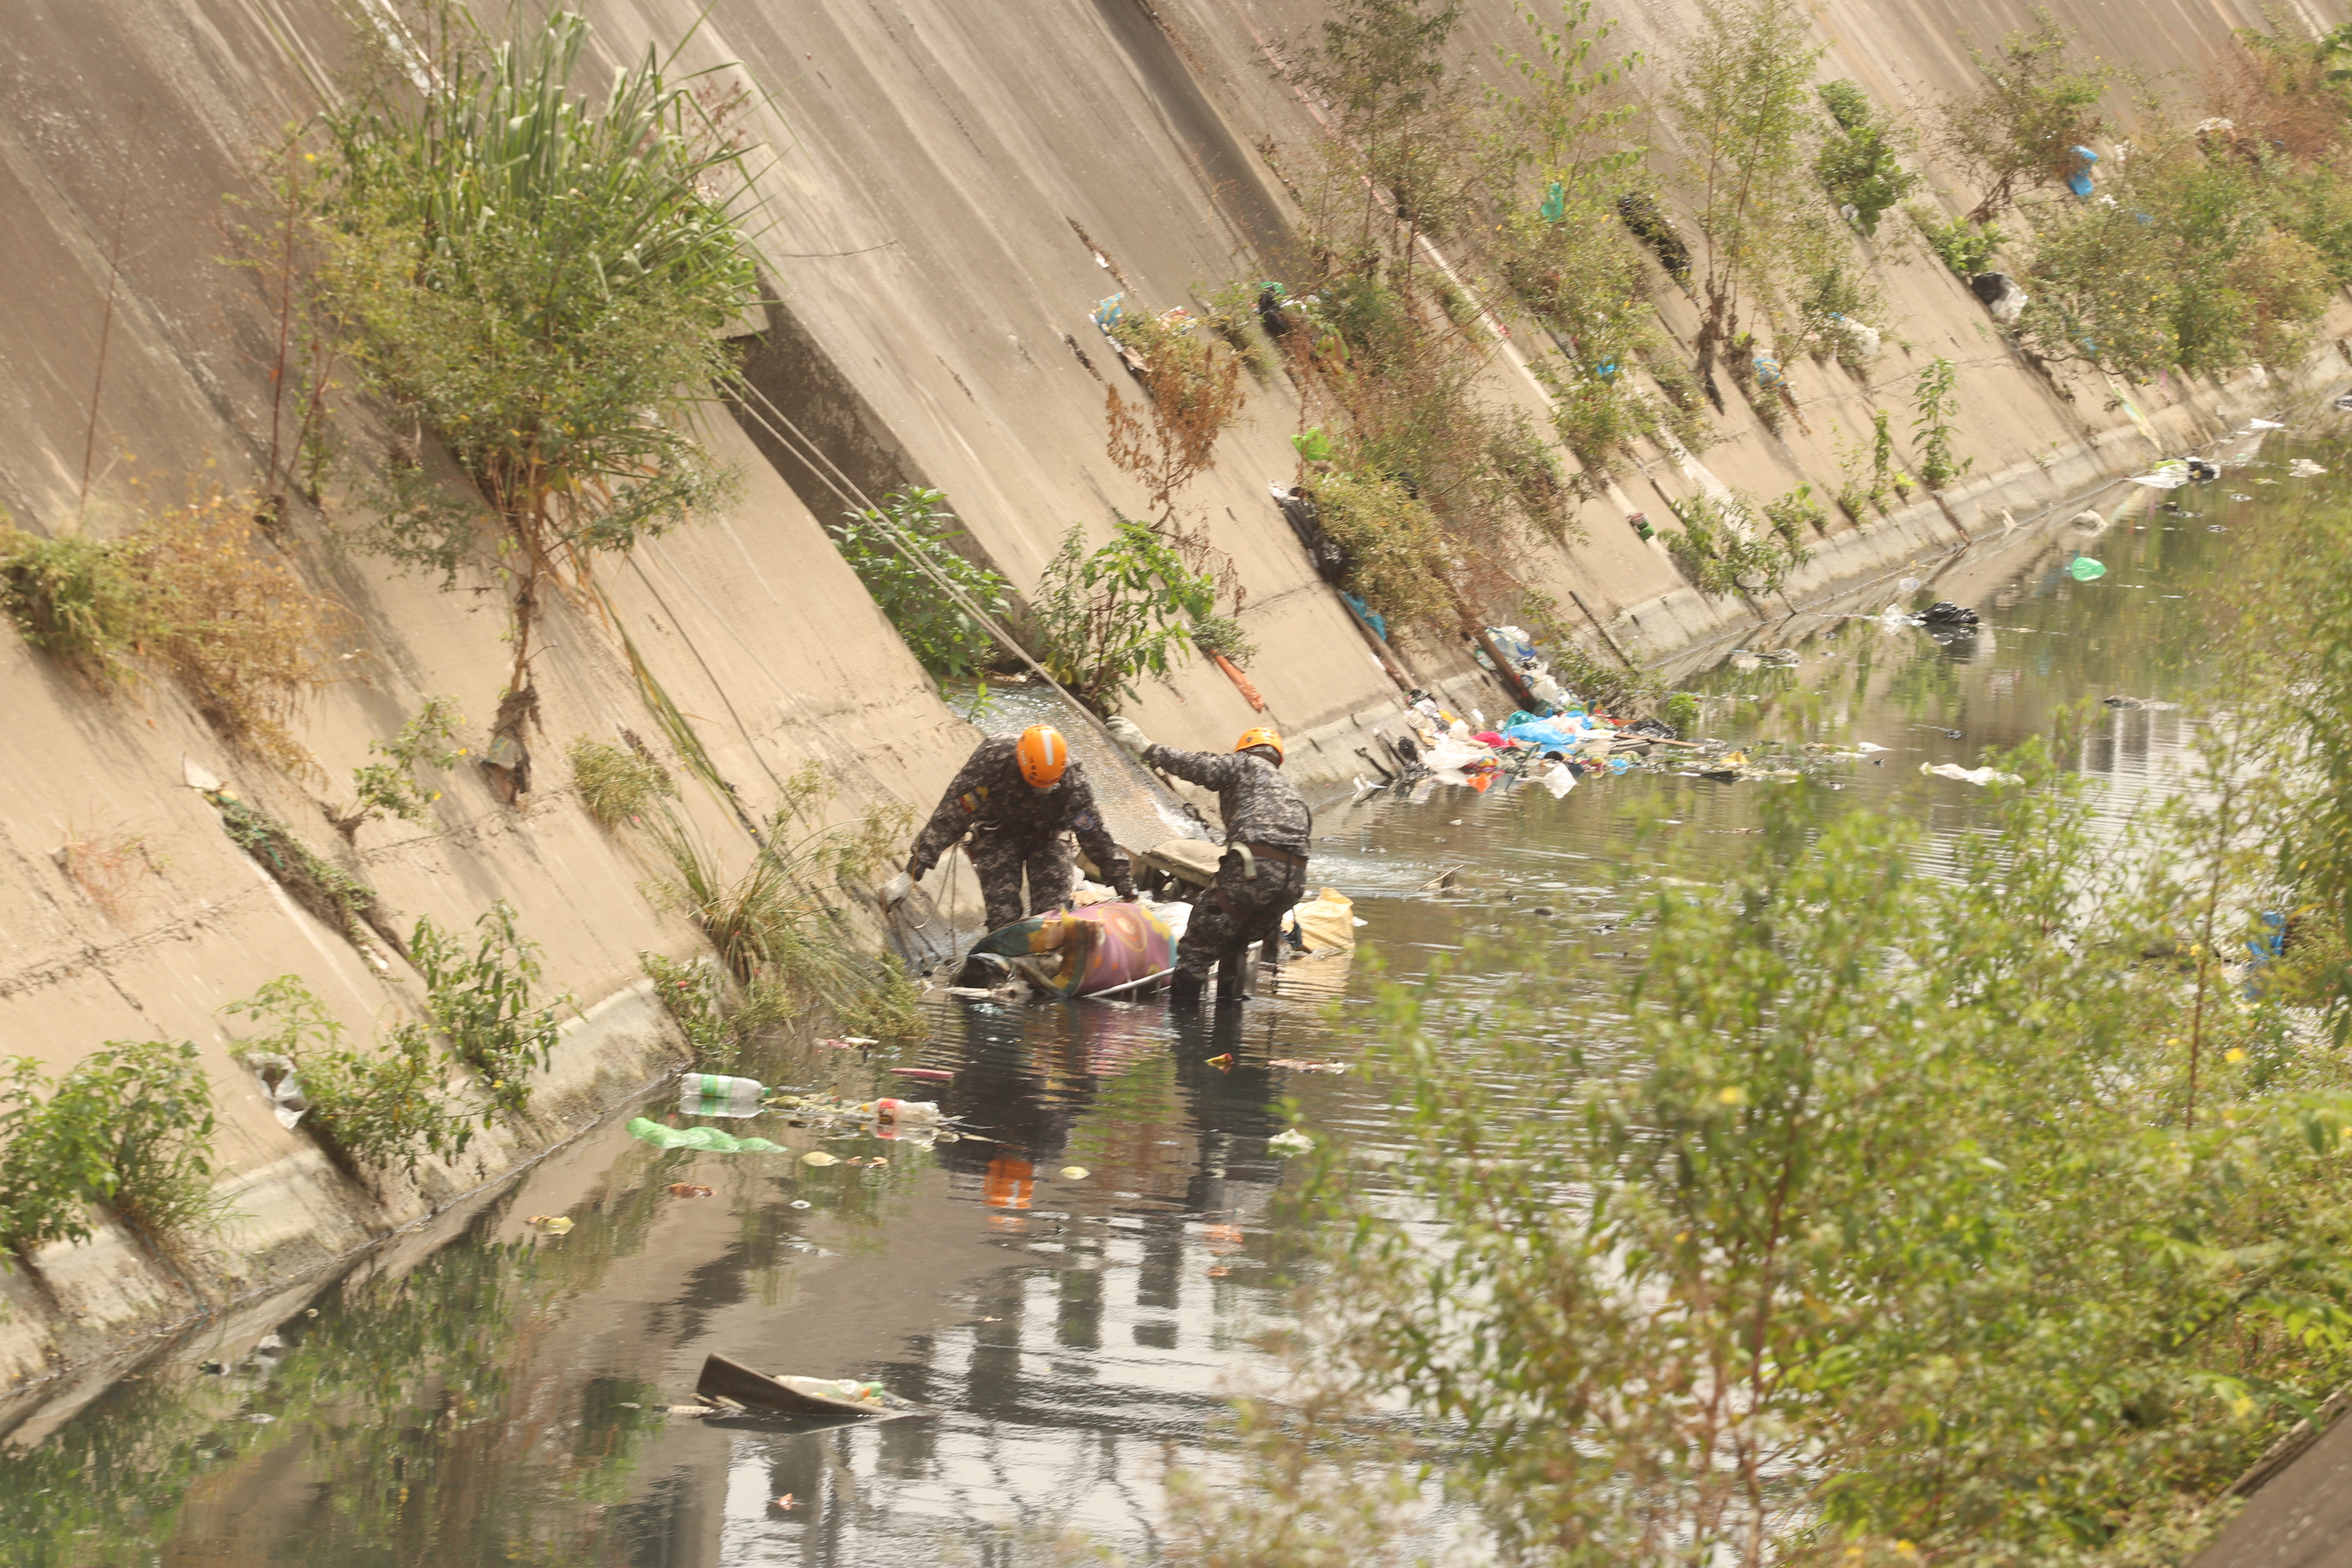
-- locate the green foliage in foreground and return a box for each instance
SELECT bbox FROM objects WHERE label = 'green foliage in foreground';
[1179,491,2352,1565]
[1188,753,2352,1563]
[1813,78,1918,236]
[567,734,677,829]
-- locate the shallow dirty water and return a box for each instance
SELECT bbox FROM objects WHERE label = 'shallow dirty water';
[2,436,2336,1566]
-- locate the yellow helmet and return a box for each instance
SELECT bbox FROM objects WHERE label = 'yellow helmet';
[1234,726,1285,764]
[1016,724,1070,787]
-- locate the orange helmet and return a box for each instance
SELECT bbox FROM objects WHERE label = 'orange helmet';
[1015,724,1070,787]
[1234,726,1285,764]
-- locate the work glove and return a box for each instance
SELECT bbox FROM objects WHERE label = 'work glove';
[879,871,913,908]
[1105,715,1151,758]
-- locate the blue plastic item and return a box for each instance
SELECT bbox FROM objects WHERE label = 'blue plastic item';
[2066,145,2099,199]
[1504,717,1592,750]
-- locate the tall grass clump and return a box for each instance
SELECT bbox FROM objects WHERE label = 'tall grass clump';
[0,494,328,769]
[313,7,760,778]
[645,769,923,1042]
[567,735,677,829]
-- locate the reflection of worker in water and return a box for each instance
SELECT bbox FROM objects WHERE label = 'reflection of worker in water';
[900,725,1134,931]
[1107,719,1312,1007]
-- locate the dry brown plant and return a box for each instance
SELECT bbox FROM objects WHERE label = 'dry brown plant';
[59,816,165,923]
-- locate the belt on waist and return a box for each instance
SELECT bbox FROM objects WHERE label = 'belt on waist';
[1230,841,1307,870]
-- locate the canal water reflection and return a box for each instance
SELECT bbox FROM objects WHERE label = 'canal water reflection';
[2,432,2332,1566]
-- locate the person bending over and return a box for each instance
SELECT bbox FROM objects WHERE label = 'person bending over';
[897,724,1133,932]
[1107,719,1311,1008]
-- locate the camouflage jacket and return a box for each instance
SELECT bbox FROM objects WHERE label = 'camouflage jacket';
[911,735,1127,878]
[1142,745,1313,854]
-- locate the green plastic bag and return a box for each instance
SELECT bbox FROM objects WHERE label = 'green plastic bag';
[627,1116,784,1155]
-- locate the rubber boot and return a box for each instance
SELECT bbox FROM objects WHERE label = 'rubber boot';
[1215,947,1250,1007]
[1168,969,1205,1009]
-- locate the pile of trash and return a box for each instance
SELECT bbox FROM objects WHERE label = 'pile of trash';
[626,1075,974,1156]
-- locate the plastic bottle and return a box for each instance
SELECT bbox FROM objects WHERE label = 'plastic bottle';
[679,1073,764,1118]
[857,1098,942,1125]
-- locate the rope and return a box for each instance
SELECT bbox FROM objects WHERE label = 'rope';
[723,374,1132,752]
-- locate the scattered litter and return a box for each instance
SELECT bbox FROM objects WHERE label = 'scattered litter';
[245,1412,277,1425]
[2102,695,2180,710]
[820,1037,877,1051]
[2127,459,2192,490]
[789,1199,811,1209]
[2250,418,2286,430]
[2069,557,2107,581]
[774,1495,797,1512]
[1920,762,2022,786]
[890,1067,955,1083]
[668,1183,716,1198]
[945,986,996,999]
[524,1215,574,1234]
[1286,887,1357,953]
[2071,509,2105,528]
[1269,1128,1314,1154]
[1857,742,1889,753]
[858,1098,941,1125]
[243,1052,309,1131]
[627,1117,787,1154]
[680,1073,765,1118]
[1059,1166,1090,1180]
[1970,271,2028,323]
[698,1354,921,1418]
[2290,458,2328,477]
[1205,1053,1234,1071]
[1920,601,1980,627]
[801,1151,840,1167]
[1270,1059,1348,1073]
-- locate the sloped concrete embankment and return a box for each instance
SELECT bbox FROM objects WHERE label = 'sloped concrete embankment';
[0,0,2340,1394]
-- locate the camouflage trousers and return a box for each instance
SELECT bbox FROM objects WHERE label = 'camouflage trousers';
[969,829,1076,932]
[1176,855,1307,978]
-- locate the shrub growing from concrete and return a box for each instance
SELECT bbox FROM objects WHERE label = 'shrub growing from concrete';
[828,487,1014,693]
[1029,519,1217,710]
[314,8,760,775]
[0,1041,222,1261]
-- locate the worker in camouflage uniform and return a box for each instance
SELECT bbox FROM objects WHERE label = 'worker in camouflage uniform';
[1106,718,1311,1008]
[894,725,1134,932]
